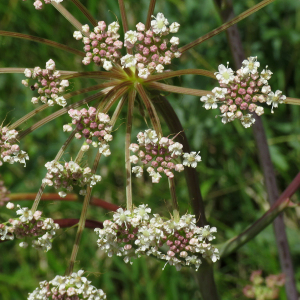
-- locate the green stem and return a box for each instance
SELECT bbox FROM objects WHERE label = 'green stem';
[0,31,85,57]
[145,69,216,82]
[168,178,180,222]
[148,82,212,97]
[125,90,135,211]
[179,0,276,53]
[31,130,76,213]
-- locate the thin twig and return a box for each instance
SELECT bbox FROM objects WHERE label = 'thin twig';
[145,0,156,29]
[70,0,97,26]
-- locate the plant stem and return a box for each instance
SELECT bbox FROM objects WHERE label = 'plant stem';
[8,193,119,211]
[179,0,275,53]
[219,172,300,257]
[118,0,129,33]
[168,178,180,222]
[31,130,76,213]
[125,90,135,211]
[0,31,85,57]
[55,218,103,229]
[145,69,216,83]
[214,1,298,299]
[70,0,97,26]
[153,95,219,300]
[148,82,212,97]
[145,0,156,29]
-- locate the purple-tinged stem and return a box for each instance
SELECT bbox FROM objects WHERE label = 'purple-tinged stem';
[145,0,156,30]
[70,0,97,27]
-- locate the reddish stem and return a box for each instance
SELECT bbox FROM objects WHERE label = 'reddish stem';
[54,218,103,229]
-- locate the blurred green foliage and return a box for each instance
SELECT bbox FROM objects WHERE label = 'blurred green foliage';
[0,0,299,299]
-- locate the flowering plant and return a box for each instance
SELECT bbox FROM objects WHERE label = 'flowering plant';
[0,0,299,299]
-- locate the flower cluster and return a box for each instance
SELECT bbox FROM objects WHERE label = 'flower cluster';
[122,13,181,78]
[22,59,69,107]
[201,57,286,128]
[0,204,59,251]
[243,270,285,300]
[130,130,201,183]
[73,22,123,69]
[28,270,106,300]
[24,0,63,10]
[95,205,219,271]
[73,13,180,79]
[65,107,113,156]
[0,126,29,167]
[0,175,10,206]
[42,160,102,197]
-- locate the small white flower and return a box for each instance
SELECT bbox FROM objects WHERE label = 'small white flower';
[182,151,201,168]
[31,97,39,104]
[214,64,234,84]
[261,85,271,94]
[151,13,169,34]
[130,155,139,164]
[79,189,87,196]
[58,191,67,198]
[260,67,273,84]
[138,68,150,79]
[241,114,255,128]
[168,142,183,157]
[55,96,67,107]
[159,137,169,147]
[6,202,14,209]
[200,94,218,110]
[136,22,145,31]
[242,56,260,75]
[103,60,113,71]
[129,143,139,152]
[132,166,143,177]
[169,22,180,33]
[60,80,69,87]
[144,129,158,144]
[125,30,139,44]
[19,242,28,248]
[14,150,29,167]
[63,124,73,132]
[82,24,90,33]
[267,90,286,112]
[98,113,110,123]
[73,31,83,41]
[221,112,235,124]
[81,145,89,152]
[170,37,180,45]
[155,64,164,73]
[151,172,162,183]
[108,21,120,34]
[16,205,33,222]
[255,106,264,116]
[121,54,137,68]
[24,68,32,78]
[46,59,56,71]
[212,87,227,99]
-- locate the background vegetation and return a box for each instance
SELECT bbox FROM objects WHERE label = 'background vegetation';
[0,0,299,299]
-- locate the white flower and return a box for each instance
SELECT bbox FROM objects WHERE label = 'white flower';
[73,31,83,40]
[168,142,183,157]
[241,114,255,128]
[260,68,273,84]
[221,112,235,124]
[19,242,28,248]
[212,87,227,99]
[151,172,162,183]
[82,24,90,33]
[185,255,202,271]
[31,97,39,104]
[198,225,217,241]
[58,191,67,198]
[79,189,87,196]
[98,113,110,123]
[214,64,234,84]
[63,124,73,132]
[170,37,180,45]
[130,155,139,164]
[200,94,218,110]
[46,59,56,71]
[16,205,33,222]
[242,56,260,75]
[151,13,169,34]
[55,96,67,107]
[182,152,201,168]
[138,68,150,79]
[132,166,143,177]
[267,90,286,112]
[159,137,169,147]
[155,64,164,73]
[6,202,14,209]
[103,60,113,71]
[14,150,29,166]
[255,106,264,116]
[129,143,139,152]
[99,143,111,156]
[113,208,131,225]
[121,54,137,68]
[169,22,180,33]
[261,85,271,94]
[24,68,32,78]
[124,30,139,44]
[108,21,120,33]
[136,22,145,31]
[60,80,69,87]
[144,129,158,144]
[133,204,151,221]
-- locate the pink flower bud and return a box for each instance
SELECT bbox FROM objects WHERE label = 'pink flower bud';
[244,94,252,102]
[240,102,248,110]
[238,88,246,95]
[235,97,243,105]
